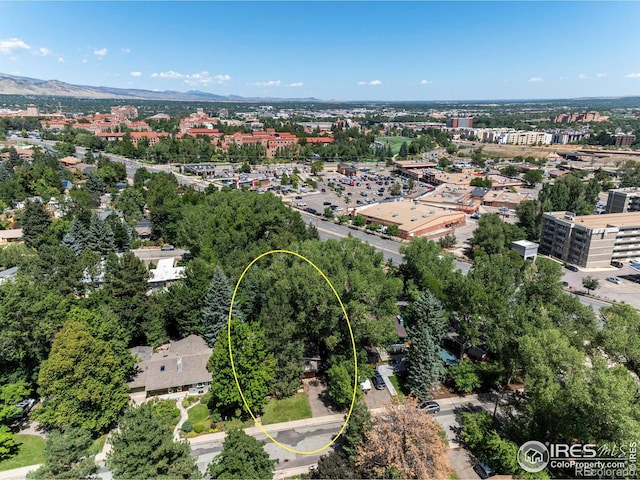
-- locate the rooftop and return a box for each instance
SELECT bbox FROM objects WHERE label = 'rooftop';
[547,211,640,229]
[358,200,464,233]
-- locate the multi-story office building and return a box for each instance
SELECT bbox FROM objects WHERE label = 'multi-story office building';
[540,211,640,267]
[446,117,473,128]
[614,134,636,147]
[605,188,640,214]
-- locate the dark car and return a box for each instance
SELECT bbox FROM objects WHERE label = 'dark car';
[473,462,494,479]
[418,401,441,414]
[372,373,386,390]
[295,195,303,200]
[565,264,579,272]
[323,201,332,206]
[160,245,175,251]
[305,207,318,215]
[11,398,36,420]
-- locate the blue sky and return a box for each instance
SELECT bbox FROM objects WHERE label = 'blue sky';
[1,1,639,101]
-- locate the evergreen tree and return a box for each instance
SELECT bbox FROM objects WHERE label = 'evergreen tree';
[105,214,131,252]
[405,291,447,401]
[342,400,371,460]
[84,173,106,197]
[202,265,234,347]
[62,218,88,255]
[27,428,97,480]
[20,199,51,249]
[86,215,115,256]
[206,429,276,480]
[107,401,200,480]
[405,326,444,401]
[398,142,408,159]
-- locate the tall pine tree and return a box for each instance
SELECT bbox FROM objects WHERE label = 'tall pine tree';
[86,215,115,256]
[62,218,88,255]
[202,265,234,347]
[405,291,447,401]
[20,199,51,249]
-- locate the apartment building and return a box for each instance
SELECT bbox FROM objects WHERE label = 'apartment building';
[614,134,636,147]
[605,188,640,214]
[540,211,640,267]
[496,131,552,146]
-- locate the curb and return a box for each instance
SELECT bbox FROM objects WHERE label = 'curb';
[188,413,345,446]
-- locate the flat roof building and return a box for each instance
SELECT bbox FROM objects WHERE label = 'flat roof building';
[355,200,465,239]
[605,188,640,214]
[540,211,640,268]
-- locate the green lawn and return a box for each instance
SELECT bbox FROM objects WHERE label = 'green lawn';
[187,403,210,425]
[89,434,108,455]
[375,136,414,155]
[261,393,312,425]
[0,434,46,472]
[388,375,405,398]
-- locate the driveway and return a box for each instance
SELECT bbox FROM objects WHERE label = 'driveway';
[302,378,335,418]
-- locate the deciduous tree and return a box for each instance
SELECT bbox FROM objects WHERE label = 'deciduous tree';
[355,396,451,479]
[34,320,130,435]
[206,429,276,480]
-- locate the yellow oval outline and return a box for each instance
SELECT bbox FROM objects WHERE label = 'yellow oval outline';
[227,249,358,455]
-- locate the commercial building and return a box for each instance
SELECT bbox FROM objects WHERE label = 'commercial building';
[540,211,640,268]
[446,117,473,128]
[605,188,640,214]
[355,200,465,239]
[512,240,539,261]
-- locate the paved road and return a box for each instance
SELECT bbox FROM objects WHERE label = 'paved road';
[127,247,188,261]
[301,213,472,274]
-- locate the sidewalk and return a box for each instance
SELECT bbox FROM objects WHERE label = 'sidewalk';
[189,412,345,446]
[0,465,40,480]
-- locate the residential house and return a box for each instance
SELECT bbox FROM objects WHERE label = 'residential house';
[0,229,23,244]
[127,335,212,400]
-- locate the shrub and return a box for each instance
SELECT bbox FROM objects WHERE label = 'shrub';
[449,359,481,393]
[193,424,204,434]
[200,391,212,407]
[181,421,193,433]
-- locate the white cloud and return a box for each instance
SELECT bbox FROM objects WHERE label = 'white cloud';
[420,79,432,85]
[8,57,16,62]
[130,71,142,77]
[528,77,543,83]
[93,48,108,57]
[254,80,281,87]
[287,82,303,87]
[151,70,184,79]
[0,37,30,55]
[58,57,65,63]
[358,80,382,86]
[625,73,640,78]
[82,59,88,64]
[121,48,131,54]
[151,71,231,86]
[33,47,53,56]
[596,73,607,78]
[213,74,231,84]
[578,73,590,80]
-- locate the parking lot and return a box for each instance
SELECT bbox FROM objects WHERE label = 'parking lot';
[561,264,640,309]
[285,168,435,217]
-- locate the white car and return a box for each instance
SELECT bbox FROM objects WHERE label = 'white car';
[606,277,622,285]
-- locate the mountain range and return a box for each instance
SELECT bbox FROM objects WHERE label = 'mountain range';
[0,73,321,102]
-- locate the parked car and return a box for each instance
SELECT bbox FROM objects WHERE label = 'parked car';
[565,264,579,272]
[470,213,481,219]
[611,261,624,268]
[297,202,307,207]
[323,201,332,206]
[606,276,622,285]
[160,245,175,251]
[418,401,441,414]
[11,398,36,420]
[372,373,386,390]
[473,462,495,479]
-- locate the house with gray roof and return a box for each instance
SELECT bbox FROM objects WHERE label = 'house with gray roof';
[128,335,212,400]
